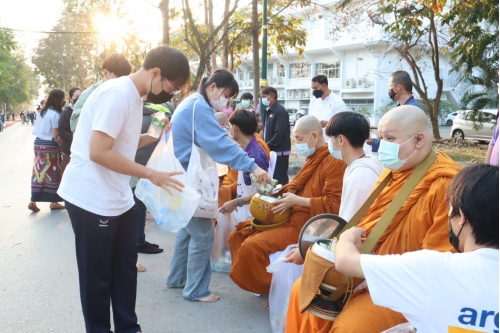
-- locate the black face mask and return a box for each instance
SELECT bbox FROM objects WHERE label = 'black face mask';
[448,217,464,253]
[312,89,324,98]
[388,88,397,101]
[72,97,79,105]
[147,79,173,104]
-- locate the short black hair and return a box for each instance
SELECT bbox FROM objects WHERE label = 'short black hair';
[102,53,133,77]
[143,46,190,84]
[68,87,82,99]
[198,69,239,104]
[241,92,253,100]
[325,111,369,148]
[229,109,257,136]
[390,70,413,93]
[261,86,277,99]
[312,74,328,86]
[447,164,499,247]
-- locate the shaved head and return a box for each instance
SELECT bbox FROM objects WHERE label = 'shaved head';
[215,111,229,126]
[378,105,433,171]
[293,115,325,148]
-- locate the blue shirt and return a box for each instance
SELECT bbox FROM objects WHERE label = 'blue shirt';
[398,96,424,111]
[170,93,258,172]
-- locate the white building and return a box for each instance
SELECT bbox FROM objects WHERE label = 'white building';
[233,3,460,124]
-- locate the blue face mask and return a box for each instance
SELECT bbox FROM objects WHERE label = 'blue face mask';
[378,135,417,170]
[242,100,251,108]
[328,137,342,160]
[261,97,270,107]
[296,132,316,157]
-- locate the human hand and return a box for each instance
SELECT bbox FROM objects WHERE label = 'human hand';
[219,199,238,214]
[149,170,185,195]
[365,138,373,146]
[283,247,304,265]
[353,280,368,293]
[252,167,271,187]
[339,227,365,252]
[320,120,328,128]
[271,193,300,215]
[159,116,172,138]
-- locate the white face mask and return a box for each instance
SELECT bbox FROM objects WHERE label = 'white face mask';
[210,88,229,110]
[378,135,417,170]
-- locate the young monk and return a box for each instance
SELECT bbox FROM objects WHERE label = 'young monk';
[285,105,462,333]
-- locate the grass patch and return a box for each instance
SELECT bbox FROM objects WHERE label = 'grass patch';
[435,147,486,163]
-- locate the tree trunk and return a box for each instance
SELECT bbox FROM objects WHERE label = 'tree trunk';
[222,0,231,69]
[192,56,208,92]
[159,0,170,45]
[251,0,260,107]
[208,0,217,72]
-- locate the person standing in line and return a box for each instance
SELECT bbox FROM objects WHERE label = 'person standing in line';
[308,74,348,141]
[28,111,35,125]
[58,87,82,173]
[29,89,66,212]
[261,86,291,185]
[388,70,424,110]
[57,46,191,333]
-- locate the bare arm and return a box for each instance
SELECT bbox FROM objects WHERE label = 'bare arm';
[485,147,493,163]
[89,130,184,193]
[335,227,366,279]
[52,128,59,140]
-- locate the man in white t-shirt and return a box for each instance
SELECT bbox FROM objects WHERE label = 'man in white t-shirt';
[308,74,348,141]
[335,164,499,333]
[58,46,191,333]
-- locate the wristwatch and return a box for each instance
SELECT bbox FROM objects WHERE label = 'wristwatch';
[237,198,244,207]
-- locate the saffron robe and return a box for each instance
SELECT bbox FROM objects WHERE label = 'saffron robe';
[228,146,346,294]
[285,151,461,333]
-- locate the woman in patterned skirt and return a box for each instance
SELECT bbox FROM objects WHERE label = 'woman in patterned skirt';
[29,89,66,212]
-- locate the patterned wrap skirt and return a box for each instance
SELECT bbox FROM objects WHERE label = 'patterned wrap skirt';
[31,138,63,202]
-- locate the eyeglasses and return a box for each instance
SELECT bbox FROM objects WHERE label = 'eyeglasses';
[164,78,182,96]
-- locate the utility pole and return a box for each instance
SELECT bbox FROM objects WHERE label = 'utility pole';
[260,0,268,119]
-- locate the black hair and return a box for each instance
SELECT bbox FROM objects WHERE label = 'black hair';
[447,164,499,247]
[68,87,82,99]
[241,92,254,100]
[102,53,133,78]
[325,111,369,148]
[312,74,328,86]
[40,89,65,117]
[198,69,239,104]
[390,70,413,93]
[143,46,190,85]
[229,109,258,136]
[261,86,277,99]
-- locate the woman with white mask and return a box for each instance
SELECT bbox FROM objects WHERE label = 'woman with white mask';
[167,69,271,303]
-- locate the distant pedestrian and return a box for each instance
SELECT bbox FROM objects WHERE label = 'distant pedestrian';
[388,70,424,111]
[58,87,82,173]
[235,92,263,133]
[28,111,35,125]
[29,88,66,212]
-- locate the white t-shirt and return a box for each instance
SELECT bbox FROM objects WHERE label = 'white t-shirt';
[361,248,499,333]
[58,77,142,216]
[32,108,60,140]
[339,156,384,221]
[308,92,348,141]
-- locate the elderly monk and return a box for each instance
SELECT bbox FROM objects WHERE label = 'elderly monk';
[228,115,346,294]
[285,105,462,333]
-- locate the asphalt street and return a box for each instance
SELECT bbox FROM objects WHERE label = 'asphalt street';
[0,122,271,333]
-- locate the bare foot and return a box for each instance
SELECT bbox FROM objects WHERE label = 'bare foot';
[136,263,146,272]
[196,293,220,303]
[263,299,269,310]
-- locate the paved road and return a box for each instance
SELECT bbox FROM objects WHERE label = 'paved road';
[0,123,271,333]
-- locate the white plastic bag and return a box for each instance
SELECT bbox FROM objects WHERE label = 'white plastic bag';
[381,323,415,333]
[135,131,200,232]
[210,210,238,272]
[187,100,219,218]
[268,245,304,333]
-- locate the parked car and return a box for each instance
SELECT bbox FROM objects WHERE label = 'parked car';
[442,112,458,126]
[296,108,308,119]
[287,108,298,125]
[451,109,498,142]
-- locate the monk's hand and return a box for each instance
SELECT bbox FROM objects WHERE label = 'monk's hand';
[252,167,271,186]
[353,280,368,293]
[272,193,300,215]
[219,199,238,214]
[339,227,365,252]
[283,247,304,265]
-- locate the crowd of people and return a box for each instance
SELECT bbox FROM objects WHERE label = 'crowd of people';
[24,44,498,333]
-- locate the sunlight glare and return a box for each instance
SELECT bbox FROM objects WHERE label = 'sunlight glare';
[95,14,127,43]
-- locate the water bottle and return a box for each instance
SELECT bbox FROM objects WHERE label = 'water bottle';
[147,111,166,138]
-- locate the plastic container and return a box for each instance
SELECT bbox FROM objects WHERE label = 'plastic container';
[147,111,166,138]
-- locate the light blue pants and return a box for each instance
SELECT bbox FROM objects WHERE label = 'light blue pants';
[166,216,214,301]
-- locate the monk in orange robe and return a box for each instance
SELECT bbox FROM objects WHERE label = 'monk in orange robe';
[285,105,461,333]
[228,115,346,294]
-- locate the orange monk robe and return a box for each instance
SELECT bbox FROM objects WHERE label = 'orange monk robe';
[217,135,270,208]
[286,151,461,333]
[228,146,346,294]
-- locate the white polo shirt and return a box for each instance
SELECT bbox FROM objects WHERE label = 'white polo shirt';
[58,77,143,216]
[308,92,348,141]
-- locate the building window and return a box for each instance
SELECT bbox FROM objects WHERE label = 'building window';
[234,68,244,81]
[277,63,286,78]
[316,62,340,79]
[268,63,274,77]
[290,62,311,79]
[247,66,254,80]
